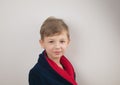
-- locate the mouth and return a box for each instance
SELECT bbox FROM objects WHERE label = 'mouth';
[54,51,61,55]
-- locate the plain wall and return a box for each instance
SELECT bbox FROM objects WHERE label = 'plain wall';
[0,0,120,85]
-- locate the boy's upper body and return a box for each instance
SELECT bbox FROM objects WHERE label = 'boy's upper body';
[29,17,77,85]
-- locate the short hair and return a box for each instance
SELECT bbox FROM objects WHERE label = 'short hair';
[40,17,70,40]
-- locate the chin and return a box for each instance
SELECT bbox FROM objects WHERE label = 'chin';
[56,55,63,58]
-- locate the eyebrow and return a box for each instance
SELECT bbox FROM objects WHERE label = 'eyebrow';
[47,38,54,40]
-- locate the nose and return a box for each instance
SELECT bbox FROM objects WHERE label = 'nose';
[54,42,61,49]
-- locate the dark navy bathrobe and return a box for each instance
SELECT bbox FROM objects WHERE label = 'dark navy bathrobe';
[29,51,77,85]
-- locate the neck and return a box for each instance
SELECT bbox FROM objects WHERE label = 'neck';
[48,56,60,64]
[48,56,63,69]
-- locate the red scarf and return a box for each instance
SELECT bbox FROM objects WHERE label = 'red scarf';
[46,55,77,85]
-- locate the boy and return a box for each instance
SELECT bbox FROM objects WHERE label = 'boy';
[29,17,77,85]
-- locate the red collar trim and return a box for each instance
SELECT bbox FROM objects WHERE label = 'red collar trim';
[46,56,77,85]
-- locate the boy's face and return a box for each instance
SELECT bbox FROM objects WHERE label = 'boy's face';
[40,31,70,60]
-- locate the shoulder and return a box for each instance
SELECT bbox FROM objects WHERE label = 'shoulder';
[29,63,43,85]
[29,62,42,74]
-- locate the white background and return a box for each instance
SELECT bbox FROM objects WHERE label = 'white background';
[0,0,120,85]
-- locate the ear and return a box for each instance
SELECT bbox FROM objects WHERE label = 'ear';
[65,39,70,48]
[67,39,70,45]
[39,39,44,48]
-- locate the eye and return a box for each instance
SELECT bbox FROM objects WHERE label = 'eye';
[60,40,65,43]
[49,41,54,43]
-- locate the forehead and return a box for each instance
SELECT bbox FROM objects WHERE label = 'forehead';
[44,31,68,40]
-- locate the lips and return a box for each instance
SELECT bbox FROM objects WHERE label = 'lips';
[54,51,61,55]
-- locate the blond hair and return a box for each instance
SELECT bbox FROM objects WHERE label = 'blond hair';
[40,17,70,40]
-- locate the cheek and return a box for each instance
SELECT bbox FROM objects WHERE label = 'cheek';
[62,44,68,49]
[45,45,54,50]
